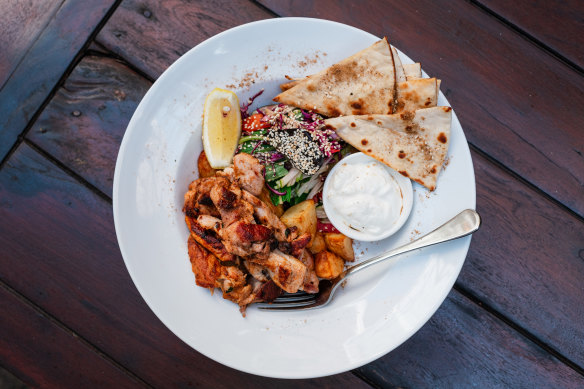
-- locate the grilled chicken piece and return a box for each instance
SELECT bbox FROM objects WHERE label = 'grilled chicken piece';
[250,249,307,293]
[210,180,255,227]
[277,232,311,256]
[187,236,222,289]
[197,215,222,233]
[241,190,295,242]
[220,221,274,258]
[298,249,319,294]
[249,278,281,304]
[183,177,228,218]
[186,216,235,263]
[188,237,245,290]
[233,153,264,196]
[244,260,270,282]
[216,265,247,293]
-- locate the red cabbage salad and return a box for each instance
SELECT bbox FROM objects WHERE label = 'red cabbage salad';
[237,89,354,233]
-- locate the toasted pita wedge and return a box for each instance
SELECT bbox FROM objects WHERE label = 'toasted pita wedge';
[395,78,439,113]
[324,106,452,191]
[280,79,301,91]
[404,63,422,80]
[273,38,396,117]
[392,47,407,83]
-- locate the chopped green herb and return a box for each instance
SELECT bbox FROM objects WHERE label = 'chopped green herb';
[265,162,288,182]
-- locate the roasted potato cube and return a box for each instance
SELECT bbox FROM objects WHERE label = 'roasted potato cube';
[309,231,326,254]
[197,151,217,178]
[259,186,284,217]
[280,199,317,247]
[324,233,355,262]
[315,251,344,279]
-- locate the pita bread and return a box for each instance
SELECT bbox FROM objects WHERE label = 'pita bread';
[324,106,452,191]
[395,78,439,113]
[273,38,397,117]
[392,46,407,83]
[403,63,422,80]
[280,79,301,91]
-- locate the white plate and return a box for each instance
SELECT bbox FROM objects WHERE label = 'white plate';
[113,18,476,379]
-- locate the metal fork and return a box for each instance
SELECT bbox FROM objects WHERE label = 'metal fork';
[257,209,481,311]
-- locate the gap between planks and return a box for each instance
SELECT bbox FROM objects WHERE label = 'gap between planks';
[467,0,584,76]
[0,0,124,171]
[0,280,154,388]
[453,283,584,377]
[468,142,584,224]
[5,133,583,379]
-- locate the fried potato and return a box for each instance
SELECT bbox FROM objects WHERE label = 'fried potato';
[280,199,317,247]
[259,186,284,217]
[197,150,217,178]
[309,231,326,254]
[314,251,344,279]
[324,233,355,262]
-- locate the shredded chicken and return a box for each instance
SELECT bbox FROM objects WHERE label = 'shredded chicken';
[183,153,321,315]
[242,190,294,241]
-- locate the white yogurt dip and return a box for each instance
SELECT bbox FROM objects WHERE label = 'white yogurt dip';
[323,153,413,241]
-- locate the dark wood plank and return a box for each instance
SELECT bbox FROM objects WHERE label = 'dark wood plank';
[28,55,151,197]
[459,148,584,366]
[0,285,141,388]
[0,366,28,389]
[258,0,584,218]
[96,0,273,80]
[357,290,584,388]
[477,0,584,69]
[0,144,373,388]
[0,0,63,89]
[24,46,584,372]
[0,0,118,162]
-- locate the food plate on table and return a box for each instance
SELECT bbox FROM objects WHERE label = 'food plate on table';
[113,18,476,378]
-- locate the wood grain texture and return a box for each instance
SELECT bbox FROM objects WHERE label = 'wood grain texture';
[0,144,373,389]
[0,285,141,388]
[459,149,584,366]
[476,0,584,69]
[22,56,584,380]
[258,0,584,218]
[0,0,118,162]
[0,0,63,89]
[0,366,28,389]
[96,0,273,80]
[356,290,584,388]
[28,55,151,197]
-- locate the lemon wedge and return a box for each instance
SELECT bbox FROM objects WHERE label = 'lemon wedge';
[202,88,242,168]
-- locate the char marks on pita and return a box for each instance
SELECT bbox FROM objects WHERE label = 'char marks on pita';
[395,78,439,113]
[324,106,452,191]
[273,37,397,117]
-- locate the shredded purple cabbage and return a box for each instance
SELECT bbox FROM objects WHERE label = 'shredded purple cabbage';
[270,152,285,162]
[251,140,264,154]
[300,109,313,122]
[240,89,265,119]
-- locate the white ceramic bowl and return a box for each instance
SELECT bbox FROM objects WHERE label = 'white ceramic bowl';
[323,152,413,241]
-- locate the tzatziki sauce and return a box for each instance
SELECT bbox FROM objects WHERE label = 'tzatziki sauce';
[323,153,412,241]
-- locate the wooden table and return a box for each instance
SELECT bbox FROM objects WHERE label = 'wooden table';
[1,1,583,387]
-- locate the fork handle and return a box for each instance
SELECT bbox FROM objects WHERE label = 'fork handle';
[343,209,481,278]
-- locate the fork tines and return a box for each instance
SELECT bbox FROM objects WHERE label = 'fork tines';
[257,292,317,309]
